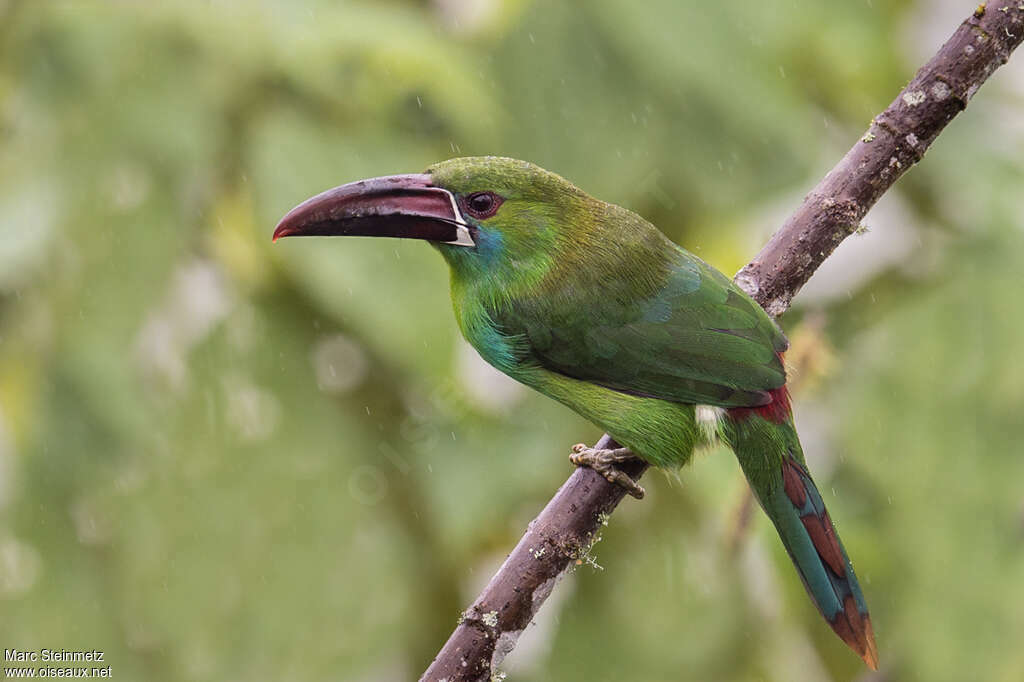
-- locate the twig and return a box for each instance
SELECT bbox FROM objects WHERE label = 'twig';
[734,2,1024,311]
[421,5,1024,680]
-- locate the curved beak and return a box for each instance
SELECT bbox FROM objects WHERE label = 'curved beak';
[272,173,474,247]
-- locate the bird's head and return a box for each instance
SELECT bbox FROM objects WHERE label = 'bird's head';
[273,156,596,287]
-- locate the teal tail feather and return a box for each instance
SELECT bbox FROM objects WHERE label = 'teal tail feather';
[727,394,878,669]
[763,454,878,669]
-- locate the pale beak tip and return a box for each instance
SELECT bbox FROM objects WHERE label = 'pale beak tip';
[271,222,292,243]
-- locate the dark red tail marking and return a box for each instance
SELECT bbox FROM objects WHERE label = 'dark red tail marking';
[781,453,807,507]
[831,595,879,670]
[800,510,847,578]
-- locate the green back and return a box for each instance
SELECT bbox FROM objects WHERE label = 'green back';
[498,241,788,407]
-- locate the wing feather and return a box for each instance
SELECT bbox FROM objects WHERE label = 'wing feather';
[500,249,788,408]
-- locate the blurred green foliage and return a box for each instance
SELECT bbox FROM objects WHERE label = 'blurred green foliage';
[1,1,1022,680]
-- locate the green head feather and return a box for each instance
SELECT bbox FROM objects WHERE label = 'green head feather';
[427,156,673,305]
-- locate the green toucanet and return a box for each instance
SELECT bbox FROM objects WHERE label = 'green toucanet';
[273,156,878,669]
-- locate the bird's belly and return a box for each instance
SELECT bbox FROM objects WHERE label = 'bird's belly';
[456,304,700,467]
[516,366,700,468]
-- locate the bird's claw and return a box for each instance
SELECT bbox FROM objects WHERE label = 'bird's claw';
[569,444,646,499]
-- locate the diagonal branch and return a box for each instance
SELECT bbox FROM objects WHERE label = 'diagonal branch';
[733,3,1023,311]
[421,5,1024,680]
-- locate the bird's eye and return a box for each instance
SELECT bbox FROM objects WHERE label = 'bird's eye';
[463,192,502,219]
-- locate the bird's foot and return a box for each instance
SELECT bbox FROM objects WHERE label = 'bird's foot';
[570,443,646,499]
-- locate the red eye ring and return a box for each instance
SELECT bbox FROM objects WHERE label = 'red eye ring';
[462,192,502,219]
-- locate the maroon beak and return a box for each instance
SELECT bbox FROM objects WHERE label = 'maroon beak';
[272,173,473,246]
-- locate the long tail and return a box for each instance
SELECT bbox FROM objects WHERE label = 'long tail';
[726,387,878,670]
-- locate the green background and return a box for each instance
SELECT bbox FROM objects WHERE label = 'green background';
[1,1,1022,680]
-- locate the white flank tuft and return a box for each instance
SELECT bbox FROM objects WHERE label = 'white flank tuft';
[695,404,726,443]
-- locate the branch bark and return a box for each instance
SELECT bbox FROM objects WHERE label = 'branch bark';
[421,5,1024,680]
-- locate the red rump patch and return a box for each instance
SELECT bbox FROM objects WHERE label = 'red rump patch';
[728,385,792,424]
[758,385,792,423]
[728,353,792,423]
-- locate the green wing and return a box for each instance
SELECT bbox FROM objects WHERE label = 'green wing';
[500,248,788,407]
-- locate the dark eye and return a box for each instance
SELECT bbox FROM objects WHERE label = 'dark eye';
[463,192,502,219]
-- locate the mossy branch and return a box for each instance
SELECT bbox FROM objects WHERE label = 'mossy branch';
[421,5,1024,680]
